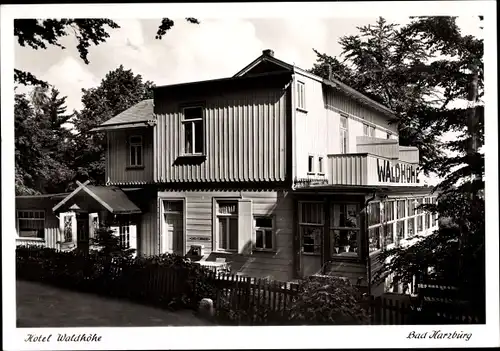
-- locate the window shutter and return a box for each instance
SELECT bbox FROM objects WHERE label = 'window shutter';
[237,199,252,254]
[129,224,137,257]
[88,213,99,240]
[59,212,76,244]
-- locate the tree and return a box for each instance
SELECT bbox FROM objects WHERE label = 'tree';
[15,87,75,195]
[359,16,485,312]
[14,18,199,87]
[310,17,448,175]
[68,65,155,185]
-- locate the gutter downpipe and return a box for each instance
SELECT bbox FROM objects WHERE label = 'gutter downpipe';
[364,192,377,296]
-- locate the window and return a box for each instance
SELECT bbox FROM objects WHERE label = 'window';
[17,210,45,239]
[368,201,399,253]
[129,135,143,167]
[416,198,424,232]
[363,124,375,137]
[330,203,360,257]
[424,198,431,229]
[431,197,438,227]
[407,200,416,238]
[340,115,348,154]
[384,201,396,246]
[297,81,305,110]
[299,202,323,254]
[308,155,314,173]
[386,133,391,139]
[368,202,381,252]
[217,201,238,251]
[182,107,204,155]
[318,157,324,174]
[254,217,274,250]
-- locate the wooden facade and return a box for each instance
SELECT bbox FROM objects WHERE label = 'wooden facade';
[153,73,292,185]
[152,189,294,282]
[106,127,155,185]
[16,196,61,248]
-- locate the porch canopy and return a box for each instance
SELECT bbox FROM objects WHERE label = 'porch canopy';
[293,184,434,196]
[52,180,142,214]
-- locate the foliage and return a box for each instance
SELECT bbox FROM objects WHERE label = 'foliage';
[286,277,369,325]
[14,18,199,87]
[310,16,483,176]
[15,87,75,195]
[68,65,155,185]
[89,226,136,259]
[343,17,486,310]
[16,245,215,311]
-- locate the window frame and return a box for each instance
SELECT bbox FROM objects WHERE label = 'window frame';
[307,155,315,174]
[181,106,205,156]
[253,216,275,252]
[296,81,306,110]
[17,210,45,240]
[128,135,144,167]
[340,115,349,154]
[298,201,324,256]
[216,200,239,252]
[318,156,324,175]
[329,202,361,258]
[363,123,375,137]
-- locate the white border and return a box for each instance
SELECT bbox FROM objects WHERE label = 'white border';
[2,1,498,350]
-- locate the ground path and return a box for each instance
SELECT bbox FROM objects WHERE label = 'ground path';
[16,280,213,327]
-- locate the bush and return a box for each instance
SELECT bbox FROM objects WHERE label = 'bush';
[15,245,217,311]
[286,277,370,325]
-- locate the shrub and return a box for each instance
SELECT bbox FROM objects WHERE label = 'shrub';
[15,245,217,311]
[286,277,370,325]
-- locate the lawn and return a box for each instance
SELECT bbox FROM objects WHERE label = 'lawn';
[16,280,214,327]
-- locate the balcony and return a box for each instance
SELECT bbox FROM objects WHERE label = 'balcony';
[327,138,421,187]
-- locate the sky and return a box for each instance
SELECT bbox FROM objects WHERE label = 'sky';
[14,16,484,114]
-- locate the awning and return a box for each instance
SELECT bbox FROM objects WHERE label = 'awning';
[293,184,434,195]
[52,180,142,214]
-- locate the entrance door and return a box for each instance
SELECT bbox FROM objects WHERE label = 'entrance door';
[162,200,184,255]
[76,213,89,252]
[298,202,324,277]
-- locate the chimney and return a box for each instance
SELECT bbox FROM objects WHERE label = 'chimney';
[262,49,274,57]
[327,64,333,80]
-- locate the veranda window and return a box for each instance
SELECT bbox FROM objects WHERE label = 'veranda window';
[299,202,323,255]
[330,203,360,257]
[17,210,45,239]
[384,201,396,246]
[368,202,381,253]
[416,198,424,232]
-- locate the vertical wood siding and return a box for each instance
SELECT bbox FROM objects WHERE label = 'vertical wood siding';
[157,190,294,281]
[16,197,60,249]
[154,88,289,183]
[107,128,154,185]
[327,154,367,185]
[356,136,400,159]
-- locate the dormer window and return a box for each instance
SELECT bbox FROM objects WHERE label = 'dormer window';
[182,106,204,155]
[129,135,143,167]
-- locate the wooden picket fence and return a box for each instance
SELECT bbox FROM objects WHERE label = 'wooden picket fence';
[365,295,483,325]
[203,272,300,325]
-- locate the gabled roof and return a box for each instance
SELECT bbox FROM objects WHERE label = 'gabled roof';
[52,181,141,214]
[235,50,395,117]
[90,99,156,132]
